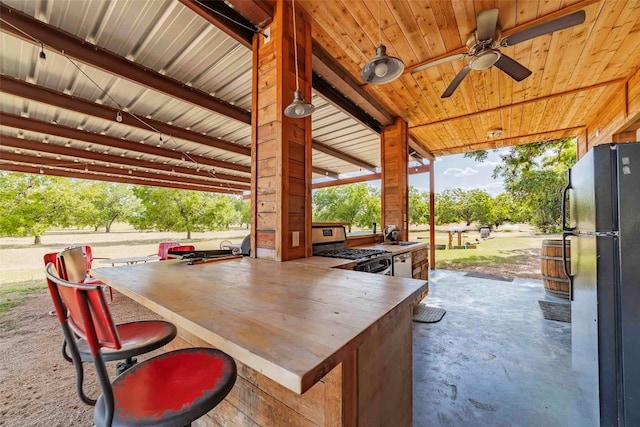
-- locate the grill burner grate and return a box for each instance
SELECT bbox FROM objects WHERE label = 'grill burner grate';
[314,248,389,261]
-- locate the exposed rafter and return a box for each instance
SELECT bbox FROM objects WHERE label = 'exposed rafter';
[0,151,250,191]
[0,162,244,194]
[311,166,340,180]
[0,136,250,185]
[0,112,251,174]
[189,0,392,133]
[312,41,393,127]
[312,139,377,173]
[179,0,258,49]
[0,3,251,125]
[312,164,431,189]
[0,76,251,157]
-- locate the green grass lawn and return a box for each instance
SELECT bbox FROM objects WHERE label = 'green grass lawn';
[409,228,553,271]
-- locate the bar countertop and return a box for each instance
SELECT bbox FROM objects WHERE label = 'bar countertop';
[92,256,428,394]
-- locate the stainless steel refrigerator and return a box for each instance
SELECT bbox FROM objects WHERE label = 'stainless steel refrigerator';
[562,142,640,426]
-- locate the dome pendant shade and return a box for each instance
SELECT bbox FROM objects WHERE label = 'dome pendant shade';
[361,45,405,84]
[284,90,315,118]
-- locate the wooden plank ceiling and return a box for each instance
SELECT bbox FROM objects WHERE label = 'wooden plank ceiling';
[1,0,639,192]
[297,0,640,155]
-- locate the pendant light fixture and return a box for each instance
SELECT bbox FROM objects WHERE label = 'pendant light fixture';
[361,0,404,85]
[284,0,315,118]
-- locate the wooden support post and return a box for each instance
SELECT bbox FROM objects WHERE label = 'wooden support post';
[429,157,435,269]
[251,0,312,261]
[381,118,409,241]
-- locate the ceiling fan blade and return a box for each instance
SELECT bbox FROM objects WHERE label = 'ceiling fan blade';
[502,10,586,46]
[476,8,499,41]
[441,65,471,98]
[494,54,532,81]
[412,53,468,73]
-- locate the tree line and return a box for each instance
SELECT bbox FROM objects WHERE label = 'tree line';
[0,138,575,244]
[0,176,250,244]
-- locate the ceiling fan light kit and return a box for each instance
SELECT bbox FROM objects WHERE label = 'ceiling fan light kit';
[411,8,586,98]
[469,49,501,70]
[361,44,405,84]
[284,0,315,119]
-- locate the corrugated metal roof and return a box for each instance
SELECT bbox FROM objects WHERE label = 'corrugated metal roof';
[0,0,384,191]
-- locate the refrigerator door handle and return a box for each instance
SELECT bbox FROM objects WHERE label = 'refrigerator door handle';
[562,170,575,232]
[561,232,574,301]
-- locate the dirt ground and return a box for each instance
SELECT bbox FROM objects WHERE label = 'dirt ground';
[0,226,543,426]
[0,290,163,427]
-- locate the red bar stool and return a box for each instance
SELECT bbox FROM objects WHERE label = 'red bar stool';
[46,248,178,406]
[157,241,181,260]
[45,255,237,427]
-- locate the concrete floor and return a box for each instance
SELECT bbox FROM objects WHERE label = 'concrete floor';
[412,270,595,427]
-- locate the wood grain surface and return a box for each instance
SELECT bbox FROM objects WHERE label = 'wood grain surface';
[92,257,427,394]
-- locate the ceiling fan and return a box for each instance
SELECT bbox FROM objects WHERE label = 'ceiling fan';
[412,8,586,98]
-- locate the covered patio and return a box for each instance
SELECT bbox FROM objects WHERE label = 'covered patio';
[1,0,640,426]
[414,270,591,427]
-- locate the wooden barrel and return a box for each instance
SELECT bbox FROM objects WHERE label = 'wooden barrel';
[541,239,571,299]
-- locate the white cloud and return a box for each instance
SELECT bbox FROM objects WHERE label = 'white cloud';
[476,161,501,168]
[443,167,478,177]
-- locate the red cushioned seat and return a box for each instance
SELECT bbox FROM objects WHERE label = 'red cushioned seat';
[94,348,236,427]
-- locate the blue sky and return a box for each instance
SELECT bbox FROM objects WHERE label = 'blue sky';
[409,149,506,196]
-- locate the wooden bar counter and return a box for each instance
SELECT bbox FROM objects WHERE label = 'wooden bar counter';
[92,257,428,426]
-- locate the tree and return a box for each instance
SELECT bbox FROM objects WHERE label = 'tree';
[131,187,234,238]
[76,182,139,232]
[434,189,462,225]
[233,197,251,229]
[0,173,78,244]
[465,138,576,232]
[435,188,493,226]
[408,186,430,226]
[312,184,380,232]
[492,193,518,229]
[507,169,566,232]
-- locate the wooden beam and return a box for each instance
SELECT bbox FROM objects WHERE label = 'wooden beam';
[179,0,256,49]
[0,162,243,194]
[0,3,251,125]
[0,76,251,157]
[408,137,435,162]
[312,41,394,127]
[432,126,586,156]
[409,79,625,130]
[312,73,383,133]
[312,139,377,172]
[225,0,273,29]
[311,164,429,189]
[0,136,250,185]
[0,112,251,174]
[0,151,250,191]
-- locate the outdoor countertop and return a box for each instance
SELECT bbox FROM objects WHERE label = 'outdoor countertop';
[92,257,427,394]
